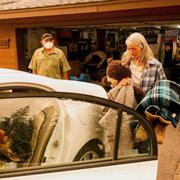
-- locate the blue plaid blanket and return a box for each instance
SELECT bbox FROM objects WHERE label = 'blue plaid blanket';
[136,80,180,127]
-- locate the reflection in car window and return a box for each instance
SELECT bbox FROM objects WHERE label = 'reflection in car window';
[0,93,156,180]
[0,98,60,169]
[0,94,157,178]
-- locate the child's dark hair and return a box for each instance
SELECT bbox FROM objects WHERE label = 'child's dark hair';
[106,60,131,81]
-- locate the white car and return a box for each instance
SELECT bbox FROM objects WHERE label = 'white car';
[0,68,158,180]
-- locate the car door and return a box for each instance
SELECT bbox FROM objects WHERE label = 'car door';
[0,90,157,180]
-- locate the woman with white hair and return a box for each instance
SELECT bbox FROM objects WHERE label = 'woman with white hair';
[122,32,166,94]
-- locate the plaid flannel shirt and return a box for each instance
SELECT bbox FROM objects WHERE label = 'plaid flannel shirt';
[140,59,167,94]
[136,80,180,127]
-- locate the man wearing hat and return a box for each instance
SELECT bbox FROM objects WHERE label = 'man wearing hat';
[28,33,71,79]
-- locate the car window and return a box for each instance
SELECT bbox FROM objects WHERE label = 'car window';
[0,92,157,178]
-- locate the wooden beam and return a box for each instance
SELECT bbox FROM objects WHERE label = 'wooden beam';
[0,0,180,20]
[1,5,179,28]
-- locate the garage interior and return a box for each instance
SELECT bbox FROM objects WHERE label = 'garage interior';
[17,21,180,84]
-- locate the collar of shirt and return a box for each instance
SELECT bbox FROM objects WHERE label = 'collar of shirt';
[146,58,159,66]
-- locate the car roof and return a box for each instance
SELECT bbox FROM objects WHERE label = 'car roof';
[0,68,107,98]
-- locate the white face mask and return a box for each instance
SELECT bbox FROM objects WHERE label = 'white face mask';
[44,42,54,49]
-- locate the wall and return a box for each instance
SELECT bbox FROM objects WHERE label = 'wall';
[0,24,18,69]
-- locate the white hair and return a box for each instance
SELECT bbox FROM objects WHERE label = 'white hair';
[122,32,155,65]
